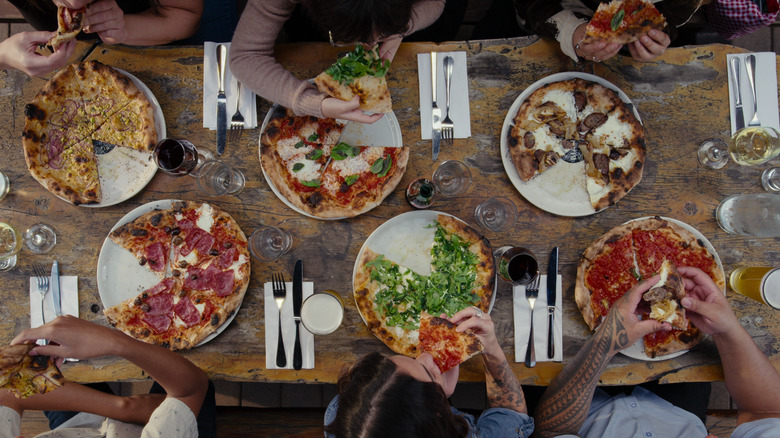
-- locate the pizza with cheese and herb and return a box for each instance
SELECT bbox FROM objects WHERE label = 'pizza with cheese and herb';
[260,106,408,219]
[583,0,667,45]
[419,312,483,373]
[0,344,64,399]
[314,45,392,113]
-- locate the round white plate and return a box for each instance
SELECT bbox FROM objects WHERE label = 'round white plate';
[499,72,642,217]
[352,210,497,329]
[258,104,403,220]
[616,216,725,361]
[97,200,241,347]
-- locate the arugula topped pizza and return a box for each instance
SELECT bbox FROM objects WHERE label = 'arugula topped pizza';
[314,45,392,113]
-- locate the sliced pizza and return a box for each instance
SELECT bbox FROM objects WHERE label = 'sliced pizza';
[643,259,687,329]
[418,312,483,373]
[583,0,667,45]
[314,45,392,113]
[0,344,64,399]
[47,6,85,52]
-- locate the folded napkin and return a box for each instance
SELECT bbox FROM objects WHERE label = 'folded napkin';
[513,275,563,363]
[203,41,258,130]
[417,51,471,140]
[29,276,79,329]
[727,52,779,135]
[264,281,315,369]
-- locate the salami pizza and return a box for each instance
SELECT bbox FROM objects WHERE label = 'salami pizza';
[103,201,250,350]
[260,106,408,218]
[354,215,494,358]
[507,78,645,211]
[583,0,667,45]
[0,344,64,399]
[47,6,85,52]
[314,45,392,113]
[22,61,157,205]
[419,312,483,373]
[575,216,725,358]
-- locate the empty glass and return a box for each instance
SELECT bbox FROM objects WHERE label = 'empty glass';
[475,197,517,232]
[196,160,245,196]
[697,139,729,169]
[23,223,57,254]
[433,160,471,197]
[761,167,780,192]
[0,169,9,201]
[249,226,292,261]
[0,222,22,271]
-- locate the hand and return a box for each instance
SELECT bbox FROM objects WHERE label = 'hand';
[678,266,739,336]
[627,29,670,61]
[377,37,402,62]
[572,23,621,63]
[81,0,128,45]
[321,96,384,124]
[0,32,75,76]
[602,277,671,350]
[449,307,501,358]
[53,0,92,8]
[11,315,123,364]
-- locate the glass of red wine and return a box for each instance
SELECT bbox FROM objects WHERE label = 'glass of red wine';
[494,246,539,285]
[154,138,214,177]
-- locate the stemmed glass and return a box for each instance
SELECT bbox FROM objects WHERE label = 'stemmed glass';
[0,169,9,201]
[433,160,471,197]
[697,139,729,169]
[249,226,292,261]
[23,223,57,254]
[154,138,215,177]
[0,222,22,271]
[475,196,517,232]
[195,160,246,196]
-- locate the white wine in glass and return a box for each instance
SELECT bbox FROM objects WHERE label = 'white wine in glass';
[728,126,780,166]
[0,222,22,271]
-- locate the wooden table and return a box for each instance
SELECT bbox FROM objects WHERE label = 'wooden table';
[1,37,778,386]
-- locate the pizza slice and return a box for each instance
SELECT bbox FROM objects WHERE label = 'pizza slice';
[418,312,482,373]
[27,138,101,206]
[314,45,392,113]
[643,322,703,359]
[643,260,688,329]
[47,6,86,52]
[583,0,666,45]
[0,344,64,399]
[109,208,176,276]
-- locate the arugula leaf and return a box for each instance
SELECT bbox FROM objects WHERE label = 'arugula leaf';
[325,45,392,85]
[611,9,625,31]
[292,163,304,172]
[301,179,320,188]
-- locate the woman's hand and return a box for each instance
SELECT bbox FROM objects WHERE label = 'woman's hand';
[572,23,621,63]
[81,0,128,45]
[449,307,501,358]
[628,29,670,61]
[11,315,123,365]
[321,96,383,124]
[377,37,403,62]
[0,32,75,76]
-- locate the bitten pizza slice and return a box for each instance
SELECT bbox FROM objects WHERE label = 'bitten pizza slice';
[583,0,666,45]
[47,6,85,52]
[642,260,687,329]
[314,45,392,113]
[418,312,482,373]
[0,344,64,399]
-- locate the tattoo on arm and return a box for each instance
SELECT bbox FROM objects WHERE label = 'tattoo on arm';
[484,354,528,413]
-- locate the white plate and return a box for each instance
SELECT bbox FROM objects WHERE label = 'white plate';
[258,104,403,220]
[97,200,241,347]
[80,69,165,208]
[616,216,725,361]
[352,210,497,328]
[499,72,642,217]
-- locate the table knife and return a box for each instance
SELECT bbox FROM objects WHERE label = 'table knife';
[730,57,745,132]
[50,260,61,317]
[430,52,442,161]
[216,44,228,155]
[546,247,558,359]
[292,259,303,370]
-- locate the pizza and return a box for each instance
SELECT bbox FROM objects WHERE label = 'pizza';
[643,259,687,329]
[103,201,250,350]
[583,0,667,44]
[47,6,85,52]
[314,45,392,113]
[260,106,408,218]
[575,216,725,358]
[22,61,157,205]
[418,312,483,373]
[507,78,645,211]
[354,215,494,357]
[0,344,64,399]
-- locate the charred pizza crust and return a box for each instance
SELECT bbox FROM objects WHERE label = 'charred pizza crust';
[0,344,64,399]
[47,6,85,52]
[583,0,667,45]
[419,312,483,373]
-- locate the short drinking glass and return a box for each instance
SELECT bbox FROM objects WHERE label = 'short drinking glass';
[761,167,780,193]
[475,197,517,232]
[249,226,292,261]
[433,160,471,197]
[0,169,9,201]
[716,193,780,237]
[23,223,57,254]
[494,246,539,285]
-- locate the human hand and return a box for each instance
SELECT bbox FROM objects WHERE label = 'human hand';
[377,37,402,62]
[0,32,75,77]
[11,315,123,364]
[572,23,621,63]
[81,0,128,45]
[53,0,91,8]
[321,96,384,124]
[600,277,670,352]
[678,266,739,337]
[628,29,670,61]
[449,307,501,358]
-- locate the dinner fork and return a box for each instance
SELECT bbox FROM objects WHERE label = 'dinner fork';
[272,272,287,367]
[32,263,49,344]
[229,81,245,143]
[524,274,541,368]
[440,56,454,145]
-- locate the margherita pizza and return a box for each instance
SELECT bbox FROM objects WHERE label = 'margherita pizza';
[260,106,408,218]
[354,215,494,358]
[0,344,64,399]
[23,61,157,205]
[583,0,667,45]
[507,78,645,211]
[314,45,392,113]
[103,201,250,350]
[419,312,483,373]
[575,216,725,358]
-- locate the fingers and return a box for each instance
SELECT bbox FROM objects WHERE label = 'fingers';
[625,275,659,308]
[321,96,383,124]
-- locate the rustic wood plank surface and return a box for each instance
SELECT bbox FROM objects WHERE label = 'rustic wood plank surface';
[0,38,778,386]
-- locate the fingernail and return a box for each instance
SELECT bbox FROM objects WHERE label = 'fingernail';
[681,297,691,307]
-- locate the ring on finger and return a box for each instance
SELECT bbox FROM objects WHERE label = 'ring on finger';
[472,306,484,319]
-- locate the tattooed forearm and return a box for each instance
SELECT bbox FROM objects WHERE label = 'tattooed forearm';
[484,353,528,413]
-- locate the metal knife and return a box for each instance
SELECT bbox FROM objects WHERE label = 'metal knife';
[430,52,442,161]
[292,259,303,370]
[51,261,61,317]
[546,247,558,359]
[216,44,228,155]
[730,57,745,132]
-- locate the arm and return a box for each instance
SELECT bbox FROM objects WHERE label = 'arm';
[678,267,780,425]
[534,279,667,437]
[0,32,75,76]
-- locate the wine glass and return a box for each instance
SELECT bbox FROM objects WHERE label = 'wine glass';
[761,167,780,192]
[249,226,292,261]
[475,197,517,232]
[0,169,9,202]
[0,222,22,271]
[23,223,57,254]
[494,246,539,285]
[195,160,246,196]
[406,178,436,209]
[432,160,471,197]
[154,138,215,177]
[697,139,729,169]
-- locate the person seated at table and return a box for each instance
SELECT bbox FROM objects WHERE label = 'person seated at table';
[513,0,708,63]
[323,307,534,437]
[533,267,780,438]
[0,315,216,438]
[229,0,446,124]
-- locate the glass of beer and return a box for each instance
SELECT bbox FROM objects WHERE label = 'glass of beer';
[729,267,780,309]
[494,246,538,285]
[300,290,344,335]
[728,126,780,166]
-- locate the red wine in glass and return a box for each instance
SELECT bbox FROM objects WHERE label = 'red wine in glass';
[154,139,199,176]
[495,246,539,285]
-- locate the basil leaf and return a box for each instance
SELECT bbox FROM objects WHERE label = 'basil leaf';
[306,149,323,160]
[292,163,304,172]
[301,179,320,188]
[377,156,392,177]
[611,9,625,31]
[294,141,304,149]
[370,157,384,174]
[307,133,319,142]
[345,174,359,185]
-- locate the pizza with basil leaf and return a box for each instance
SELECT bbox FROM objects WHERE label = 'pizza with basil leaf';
[314,45,392,113]
[583,0,666,44]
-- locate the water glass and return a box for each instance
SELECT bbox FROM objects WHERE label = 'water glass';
[196,160,245,196]
[433,160,471,197]
[475,196,517,232]
[761,167,780,192]
[23,223,57,254]
[0,169,9,201]
[249,226,292,261]
[716,193,780,237]
[0,222,22,271]
[494,246,539,285]
[697,139,729,170]
[301,290,344,335]
[729,267,780,309]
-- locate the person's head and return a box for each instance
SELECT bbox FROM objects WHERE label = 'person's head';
[325,352,468,438]
[304,0,421,47]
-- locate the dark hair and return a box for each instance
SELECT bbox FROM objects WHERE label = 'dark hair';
[303,0,419,43]
[324,352,469,438]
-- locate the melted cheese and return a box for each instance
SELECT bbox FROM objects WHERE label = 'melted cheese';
[195,203,215,232]
[288,159,321,182]
[649,299,678,323]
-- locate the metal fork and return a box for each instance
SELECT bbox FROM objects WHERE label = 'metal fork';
[441,56,454,145]
[272,272,287,367]
[229,82,245,143]
[32,263,49,345]
[524,274,541,368]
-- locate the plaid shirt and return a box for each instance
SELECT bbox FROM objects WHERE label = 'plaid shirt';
[706,0,779,40]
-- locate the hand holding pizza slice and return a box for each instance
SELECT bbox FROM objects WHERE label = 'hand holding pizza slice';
[47,6,86,52]
[0,344,64,399]
[418,312,483,373]
[315,45,392,114]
